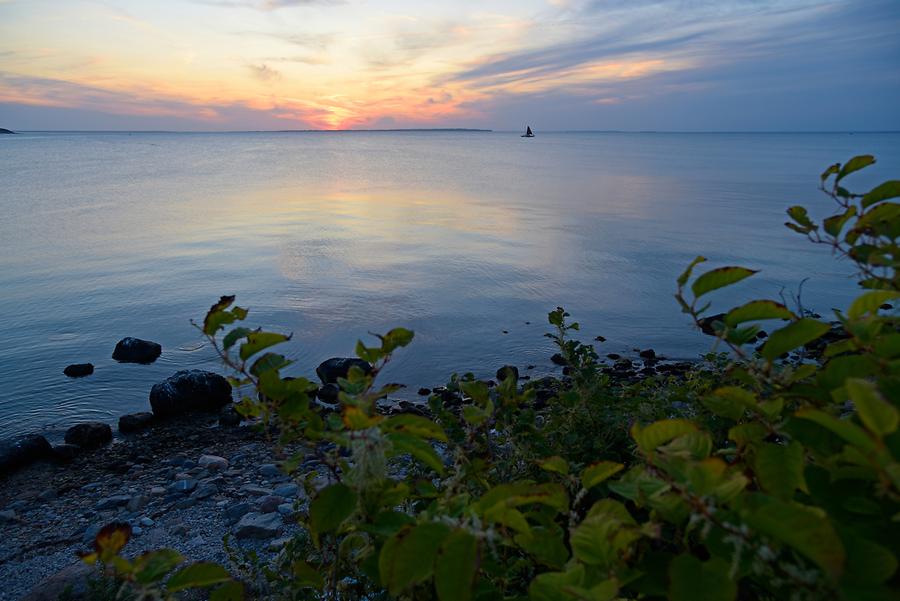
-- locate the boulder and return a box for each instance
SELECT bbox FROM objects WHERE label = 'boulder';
[219,405,242,427]
[315,357,372,384]
[317,383,340,404]
[496,365,519,382]
[0,434,52,474]
[550,353,567,366]
[112,337,162,364]
[63,363,94,378]
[52,443,81,462]
[198,454,228,471]
[149,370,232,418]
[21,563,96,601]
[234,511,282,539]
[65,422,112,449]
[118,412,154,433]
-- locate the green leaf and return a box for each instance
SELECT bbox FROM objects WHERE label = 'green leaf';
[386,432,445,474]
[796,408,876,452]
[847,378,898,436]
[702,387,756,421]
[754,441,807,500]
[848,291,900,319]
[571,499,639,567]
[632,419,697,456]
[203,295,236,335]
[760,318,831,361]
[239,332,290,360]
[134,549,184,585]
[249,352,292,376]
[862,180,900,208]
[677,256,707,287]
[786,206,814,229]
[222,327,252,351]
[309,483,357,536]
[529,566,585,601]
[474,482,569,514]
[435,530,479,601]
[166,562,231,591]
[379,522,451,596]
[209,581,244,601]
[691,266,758,298]
[725,300,795,327]
[740,494,845,575]
[836,154,875,182]
[381,414,447,441]
[382,327,415,351]
[821,162,840,181]
[581,461,624,489]
[538,456,569,476]
[668,555,736,601]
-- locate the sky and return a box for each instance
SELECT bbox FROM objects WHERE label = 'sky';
[0,0,898,131]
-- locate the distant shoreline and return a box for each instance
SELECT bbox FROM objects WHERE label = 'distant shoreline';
[4,129,899,135]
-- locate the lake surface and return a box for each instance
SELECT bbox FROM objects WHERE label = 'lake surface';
[1,131,899,440]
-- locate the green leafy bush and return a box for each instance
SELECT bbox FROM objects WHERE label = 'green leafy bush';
[93,156,900,600]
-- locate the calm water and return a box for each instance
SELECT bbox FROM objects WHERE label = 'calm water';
[1,131,898,440]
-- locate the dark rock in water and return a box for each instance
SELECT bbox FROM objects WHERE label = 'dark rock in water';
[219,405,242,427]
[0,434,52,474]
[315,357,372,384]
[606,353,621,360]
[65,422,112,449]
[639,349,656,360]
[21,563,95,601]
[112,337,162,364]
[756,331,768,339]
[417,387,431,396]
[550,353,567,366]
[118,412,154,433]
[149,369,232,417]
[317,383,340,404]
[594,335,606,342]
[63,363,94,378]
[698,313,726,336]
[0,128,15,135]
[881,303,893,310]
[496,365,519,382]
[52,443,81,462]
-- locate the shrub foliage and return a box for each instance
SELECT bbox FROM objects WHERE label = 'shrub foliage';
[95,157,899,600]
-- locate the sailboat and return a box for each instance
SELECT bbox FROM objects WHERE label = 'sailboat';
[521,125,535,138]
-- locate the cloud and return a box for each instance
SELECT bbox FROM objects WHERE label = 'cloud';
[247,63,282,82]
[193,0,342,10]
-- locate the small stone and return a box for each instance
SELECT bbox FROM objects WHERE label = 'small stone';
[176,497,198,509]
[52,443,81,462]
[126,495,150,512]
[0,510,21,523]
[38,489,58,503]
[192,482,218,499]
[168,479,198,494]
[139,517,154,527]
[273,483,300,498]
[277,503,295,516]
[241,484,275,496]
[80,482,103,492]
[257,495,285,513]
[417,387,431,396]
[149,486,166,496]
[95,495,131,510]
[198,455,229,471]
[170,523,190,537]
[259,464,282,478]
[268,536,292,551]
[234,512,282,539]
[63,363,94,378]
[219,406,242,427]
[224,502,252,525]
[131,526,143,536]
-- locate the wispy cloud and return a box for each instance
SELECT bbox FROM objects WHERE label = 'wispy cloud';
[247,63,282,82]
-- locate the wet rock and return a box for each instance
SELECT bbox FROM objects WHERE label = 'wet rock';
[550,353,567,366]
[0,510,22,523]
[118,412,154,433]
[52,443,81,462]
[126,495,150,512]
[417,387,431,396]
[192,482,218,499]
[112,337,162,364]
[698,313,726,336]
[219,405,242,427]
[606,353,621,360]
[241,484,274,496]
[639,349,656,360]
[259,463,282,479]
[63,363,94,378]
[257,495,285,513]
[235,512,282,539]
[315,357,372,384]
[594,335,606,342]
[274,483,300,498]
[168,479,198,494]
[149,370,232,418]
[317,383,340,404]
[0,434,52,474]
[496,365,519,382]
[64,422,112,449]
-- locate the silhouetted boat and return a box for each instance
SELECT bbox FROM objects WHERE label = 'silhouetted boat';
[521,126,534,138]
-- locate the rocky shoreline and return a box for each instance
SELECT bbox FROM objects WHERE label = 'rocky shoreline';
[0,336,697,600]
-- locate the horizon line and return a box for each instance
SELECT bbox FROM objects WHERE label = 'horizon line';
[3,128,900,135]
